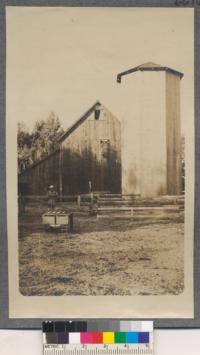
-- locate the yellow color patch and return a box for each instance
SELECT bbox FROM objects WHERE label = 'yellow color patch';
[103,332,114,344]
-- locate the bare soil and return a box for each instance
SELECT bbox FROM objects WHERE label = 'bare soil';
[19,202,184,296]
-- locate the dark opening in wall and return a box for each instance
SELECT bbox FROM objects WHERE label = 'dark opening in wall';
[94,109,100,120]
[100,139,110,158]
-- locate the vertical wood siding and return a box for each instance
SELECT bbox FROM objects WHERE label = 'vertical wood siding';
[166,72,182,195]
[19,104,121,195]
[61,104,121,194]
[121,71,167,197]
[18,150,61,195]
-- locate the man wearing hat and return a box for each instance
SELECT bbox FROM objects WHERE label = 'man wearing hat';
[47,185,58,211]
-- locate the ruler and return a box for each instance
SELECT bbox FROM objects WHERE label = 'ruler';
[43,343,153,355]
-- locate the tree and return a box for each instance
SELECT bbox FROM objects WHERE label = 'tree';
[17,123,33,173]
[18,112,64,173]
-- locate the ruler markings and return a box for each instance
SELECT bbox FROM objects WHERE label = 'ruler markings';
[44,344,153,355]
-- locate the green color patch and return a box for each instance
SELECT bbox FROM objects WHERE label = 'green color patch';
[115,332,126,343]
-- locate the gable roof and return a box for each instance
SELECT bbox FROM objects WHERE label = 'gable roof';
[19,100,119,176]
[117,62,184,83]
[58,100,101,143]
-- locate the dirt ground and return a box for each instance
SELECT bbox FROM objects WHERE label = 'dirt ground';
[18,202,184,296]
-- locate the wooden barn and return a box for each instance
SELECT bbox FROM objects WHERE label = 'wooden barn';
[117,62,183,198]
[18,101,121,196]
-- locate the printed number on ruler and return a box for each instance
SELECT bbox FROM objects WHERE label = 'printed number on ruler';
[43,344,153,355]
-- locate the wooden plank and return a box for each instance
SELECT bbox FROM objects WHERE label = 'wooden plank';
[98,206,180,211]
[166,72,182,195]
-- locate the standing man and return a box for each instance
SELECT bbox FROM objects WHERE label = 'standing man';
[47,185,58,211]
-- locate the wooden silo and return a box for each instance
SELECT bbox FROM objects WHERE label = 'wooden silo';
[117,62,183,197]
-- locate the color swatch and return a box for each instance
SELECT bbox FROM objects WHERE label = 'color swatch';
[42,321,153,345]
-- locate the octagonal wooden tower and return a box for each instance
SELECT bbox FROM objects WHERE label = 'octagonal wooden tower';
[117,62,184,198]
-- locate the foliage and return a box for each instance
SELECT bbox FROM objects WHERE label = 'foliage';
[18,112,64,173]
[17,123,34,173]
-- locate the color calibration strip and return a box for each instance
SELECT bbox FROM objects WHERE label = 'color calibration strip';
[43,321,153,355]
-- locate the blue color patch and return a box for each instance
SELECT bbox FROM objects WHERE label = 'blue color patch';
[126,332,139,343]
[138,332,149,343]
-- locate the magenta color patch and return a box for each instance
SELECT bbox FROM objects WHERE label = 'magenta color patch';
[80,332,93,344]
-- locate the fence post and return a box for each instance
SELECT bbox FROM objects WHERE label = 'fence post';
[77,195,81,207]
[89,192,94,215]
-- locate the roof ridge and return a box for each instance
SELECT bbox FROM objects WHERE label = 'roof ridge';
[117,63,184,82]
[58,100,101,143]
[137,62,162,68]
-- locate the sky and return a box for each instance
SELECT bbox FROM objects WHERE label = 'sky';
[6,7,194,134]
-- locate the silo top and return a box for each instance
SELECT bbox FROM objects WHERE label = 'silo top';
[117,62,184,83]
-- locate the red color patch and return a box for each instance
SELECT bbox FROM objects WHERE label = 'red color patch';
[92,332,103,344]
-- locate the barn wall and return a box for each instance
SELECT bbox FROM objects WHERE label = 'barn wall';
[18,150,61,195]
[18,104,121,196]
[166,72,182,195]
[61,105,121,194]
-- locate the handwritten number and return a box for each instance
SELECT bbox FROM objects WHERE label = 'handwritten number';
[175,0,196,5]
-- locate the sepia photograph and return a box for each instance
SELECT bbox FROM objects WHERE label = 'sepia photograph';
[6,6,194,318]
